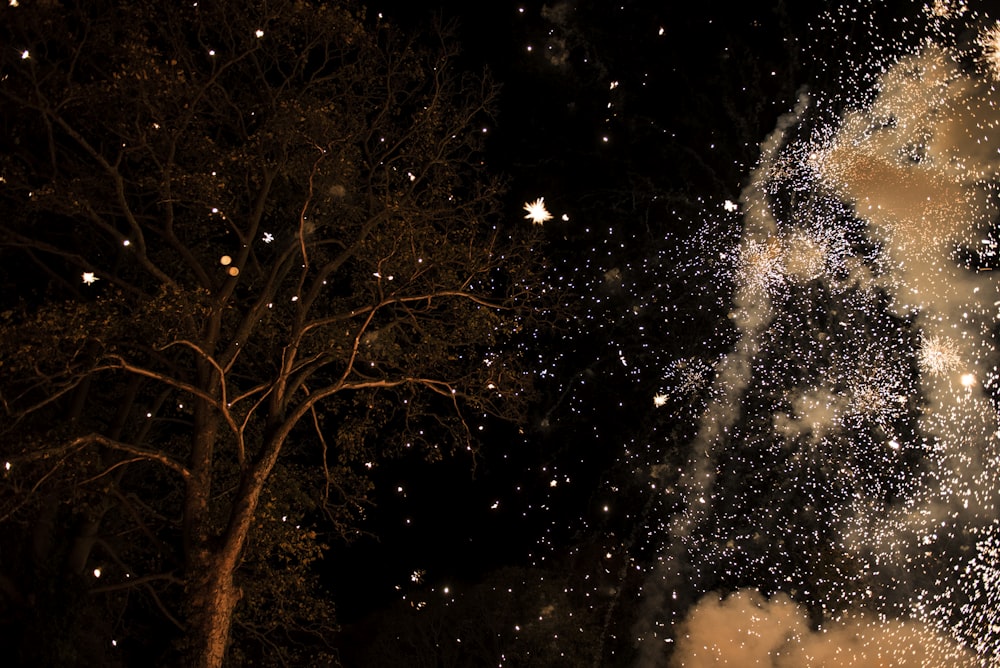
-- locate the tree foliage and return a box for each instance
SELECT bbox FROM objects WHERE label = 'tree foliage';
[0,1,546,664]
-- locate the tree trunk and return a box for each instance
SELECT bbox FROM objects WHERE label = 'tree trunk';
[184,434,285,668]
[66,509,105,575]
[188,560,242,668]
[184,386,232,668]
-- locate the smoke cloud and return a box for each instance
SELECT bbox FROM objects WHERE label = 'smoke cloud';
[637,24,1000,668]
[671,589,977,667]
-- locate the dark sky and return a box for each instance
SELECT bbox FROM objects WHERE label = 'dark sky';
[331,0,814,624]
[330,1,1000,666]
[331,0,792,600]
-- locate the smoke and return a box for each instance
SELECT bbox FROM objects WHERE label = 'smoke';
[814,44,1000,530]
[678,92,812,532]
[633,94,811,667]
[670,589,978,667]
[636,24,1000,668]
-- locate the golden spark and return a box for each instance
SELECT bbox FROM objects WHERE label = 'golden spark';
[978,21,1000,80]
[523,197,553,225]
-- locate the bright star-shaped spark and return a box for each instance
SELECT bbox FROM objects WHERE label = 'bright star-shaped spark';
[653,393,668,407]
[523,197,553,225]
[262,232,274,243]
[82,272,99,285]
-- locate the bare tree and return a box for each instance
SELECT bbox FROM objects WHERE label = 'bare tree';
[0,1,545,665]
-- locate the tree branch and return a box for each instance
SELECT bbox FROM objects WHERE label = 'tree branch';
[66,434,190,479]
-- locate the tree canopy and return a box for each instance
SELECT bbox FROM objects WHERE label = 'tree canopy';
[0,1,546,665]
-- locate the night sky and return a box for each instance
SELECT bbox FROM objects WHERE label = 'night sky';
[329,0,804,617]
[321,0,1000,666]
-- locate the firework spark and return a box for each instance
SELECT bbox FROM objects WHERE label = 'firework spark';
[919,334,963,376]
[636,5,1000,666]
[979,21,1000,80]
[523,197,554,224]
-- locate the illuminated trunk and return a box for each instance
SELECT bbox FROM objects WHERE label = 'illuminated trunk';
[184,388,234,668]
[185,430,285,668]
[186,495,254,668]
[188,561,242,668]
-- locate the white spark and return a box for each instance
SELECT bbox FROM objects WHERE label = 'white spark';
[919,335,962,376]
[523,197,553,224]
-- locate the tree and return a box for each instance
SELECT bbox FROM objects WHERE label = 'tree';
[0,1,544,665]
